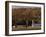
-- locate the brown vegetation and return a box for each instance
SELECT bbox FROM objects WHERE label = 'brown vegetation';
[12,7,41,19]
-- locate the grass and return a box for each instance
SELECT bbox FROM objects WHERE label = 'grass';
[12,25,41,31]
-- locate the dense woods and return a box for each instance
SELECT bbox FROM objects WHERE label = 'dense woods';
[12,7,41,25]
